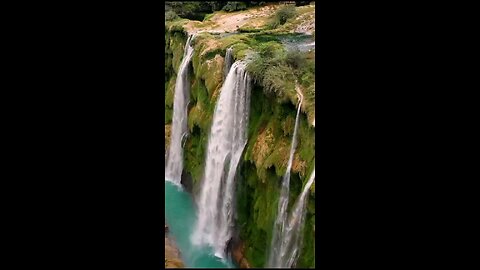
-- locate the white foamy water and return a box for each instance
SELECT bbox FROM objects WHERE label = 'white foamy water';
[192,61,252,259]
[165,35,195,185]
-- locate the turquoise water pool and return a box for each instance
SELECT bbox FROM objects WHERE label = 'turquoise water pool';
[165,181,236,268]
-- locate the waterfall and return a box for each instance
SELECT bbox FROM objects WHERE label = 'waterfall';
[280,168,315,268]
[267,92,304,268]
[192,61,251,259]
[165,34,195,185]
[224,48,233,80]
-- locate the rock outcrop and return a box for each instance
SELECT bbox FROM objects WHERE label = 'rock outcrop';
[165,2,316,267]
[165,223,184,268]
[232,239,251,268]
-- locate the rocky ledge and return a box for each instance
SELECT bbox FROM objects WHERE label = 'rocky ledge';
[232,239,251,268]
[165,223,184,268]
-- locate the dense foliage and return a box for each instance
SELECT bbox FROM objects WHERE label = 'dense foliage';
[165,2,218,21]
[165,3,315,267]
[165,1,270,21]
[165,0,311,20]
[245,35,315,120]
[222,1,247,12]
[268,4,297,29]
[165,10,178,21]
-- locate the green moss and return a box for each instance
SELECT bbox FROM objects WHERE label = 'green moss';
[246,41,300,104]
[188,80,212,133]
[244,85,273,162]
[237,79,314,267]
[218,34,252,50]
[237,162,281,267]
[164,33,179,125]
[172,33,187,73]
[191,50,202,80]
[191,79,208,108]
[165,19,189,33]
[204,49,223,60]
[282,115,295,136]
[250,34,280,44]
[268,4,297,29]
[264,4,314,34]
[165,22,316,267]
[297,212,315,267]
[165,77,175,106]
[184,125,208,184]
[203,12,215,22]
[238,26,265,33]
[297,116,315,177]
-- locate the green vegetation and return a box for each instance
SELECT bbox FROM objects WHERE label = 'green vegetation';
[237,26,264,33]
[164,30,187,125]
[165,10,179,21]
[222,1,247,12]
[164,3,315,267]
[235,82,314,267]
[165,1,268,21]
[246,38,315,116]
[165,2,212,21]
[236,161,280,267]
[247,42,295,103]
[268,5,297,29]
[261,4,315,35]
[203,12,215,22]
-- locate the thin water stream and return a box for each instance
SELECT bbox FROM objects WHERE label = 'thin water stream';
[267,90,304,268]
[166,35,195,185]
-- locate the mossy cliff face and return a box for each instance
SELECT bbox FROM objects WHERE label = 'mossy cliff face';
[165,14,315,268]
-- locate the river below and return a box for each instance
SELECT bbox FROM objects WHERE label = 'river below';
[165,181,236,268]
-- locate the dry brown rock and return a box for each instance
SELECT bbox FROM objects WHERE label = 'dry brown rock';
[165,223,184,268]
[232,240,251,268]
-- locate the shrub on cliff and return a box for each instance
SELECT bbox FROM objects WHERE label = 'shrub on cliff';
[285,49,307,70]
[247,42,294,100]
[269,5,297,29]
[165,10,179,21]
[165,1,212,21]
[247,41,316,106]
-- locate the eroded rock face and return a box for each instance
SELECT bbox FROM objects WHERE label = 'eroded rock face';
[165,223,184,268]
[165,3,316,266]
[232,239,251,268]
[180,170,193,194]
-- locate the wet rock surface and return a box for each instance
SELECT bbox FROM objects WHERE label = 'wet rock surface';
[165,2,316,266]
[232,239,251,268]
[165,223,184,268]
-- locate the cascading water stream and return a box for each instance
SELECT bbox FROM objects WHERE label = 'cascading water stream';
[280,168,315,268]
[224,47,233,80]
[192,61,251,260]
[267,91,304,268]
[165,34,195,185]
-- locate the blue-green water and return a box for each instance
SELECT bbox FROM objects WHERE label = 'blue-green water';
[165,181,236,268]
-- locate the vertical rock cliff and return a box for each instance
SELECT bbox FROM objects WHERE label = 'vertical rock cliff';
[165,3,315,267]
